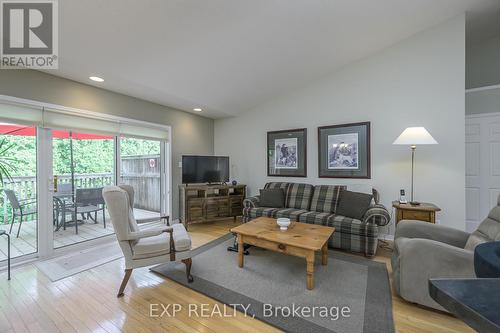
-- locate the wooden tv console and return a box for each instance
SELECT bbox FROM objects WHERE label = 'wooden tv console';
[179,184,246,228]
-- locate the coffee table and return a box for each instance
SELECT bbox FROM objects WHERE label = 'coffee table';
[230,217,335,290]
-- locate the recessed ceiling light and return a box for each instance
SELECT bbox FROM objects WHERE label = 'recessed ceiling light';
[193,108,202,112]
[89,76,104,82]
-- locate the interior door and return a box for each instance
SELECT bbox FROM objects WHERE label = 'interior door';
[465,114,500,231]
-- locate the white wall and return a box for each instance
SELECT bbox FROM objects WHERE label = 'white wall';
[466,88,500,115]
[466,36,500,89]
[215,15,466,233]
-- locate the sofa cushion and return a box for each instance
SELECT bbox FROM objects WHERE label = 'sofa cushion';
[310,185,346,213]
[259,188,285,208]
[465,218,500,250]
[336,190,373,220]
[275,208,308,221]
[132,224,191,259]
[299,211,333,225]
[247,207,280,219]
[285,183,314,210]
[464,203,500,250]
[133,233,170,258]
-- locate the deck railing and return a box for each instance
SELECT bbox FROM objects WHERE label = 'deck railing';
[1,155,162,225]
[1,173,114,224]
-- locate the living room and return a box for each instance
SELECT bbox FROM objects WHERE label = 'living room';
[0,1,499,333]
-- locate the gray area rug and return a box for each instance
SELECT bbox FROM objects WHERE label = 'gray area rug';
[152,234,394,333]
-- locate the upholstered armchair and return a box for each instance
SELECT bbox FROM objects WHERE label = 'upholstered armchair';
[102,185,193,297]
[392,196,500,310]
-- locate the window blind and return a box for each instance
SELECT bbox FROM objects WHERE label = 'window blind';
[0,101,43,126]
[0,100,169,141]
[43,108,121,136]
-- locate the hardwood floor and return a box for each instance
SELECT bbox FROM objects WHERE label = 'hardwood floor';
[0,219,474,333]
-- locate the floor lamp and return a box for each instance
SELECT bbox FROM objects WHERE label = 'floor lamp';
[393,127,437,205]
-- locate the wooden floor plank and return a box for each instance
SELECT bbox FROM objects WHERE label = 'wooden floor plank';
[0,218,475,333]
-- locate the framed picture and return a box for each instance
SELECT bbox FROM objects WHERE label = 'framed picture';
[318,122,370,178]
[267,128,307,177]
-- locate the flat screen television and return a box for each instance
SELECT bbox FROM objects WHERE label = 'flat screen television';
[182,155,229,184]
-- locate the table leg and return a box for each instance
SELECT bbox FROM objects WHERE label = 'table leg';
[322,242,328,266]
[306,252,314,290]
[237,234,244,268]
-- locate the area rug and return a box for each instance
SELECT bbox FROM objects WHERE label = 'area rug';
[152,234,394,333]
[35,242,123,281]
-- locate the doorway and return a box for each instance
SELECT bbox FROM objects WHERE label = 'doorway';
[465,113,500,231]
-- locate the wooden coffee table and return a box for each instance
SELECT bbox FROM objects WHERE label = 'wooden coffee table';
[230,217,335,290]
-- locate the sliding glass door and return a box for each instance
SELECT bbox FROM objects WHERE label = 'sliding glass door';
[0,123,38,261]
[0,98,171,264]
[52,130,115,249]
[119,137,162,220]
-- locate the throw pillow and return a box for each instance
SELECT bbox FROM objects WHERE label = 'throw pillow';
[336,190,373,220]
[259,188,285,208]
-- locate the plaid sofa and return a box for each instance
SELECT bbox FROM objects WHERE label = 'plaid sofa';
[242,182,391,257]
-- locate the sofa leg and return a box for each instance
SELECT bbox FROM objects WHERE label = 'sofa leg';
[182,258,194,283]
[117,269,133,297]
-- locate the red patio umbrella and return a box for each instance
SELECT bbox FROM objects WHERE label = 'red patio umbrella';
[0,123,113,200]
[0,124,113,139]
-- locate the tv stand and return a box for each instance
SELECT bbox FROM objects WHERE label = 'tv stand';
[179,184,246,229]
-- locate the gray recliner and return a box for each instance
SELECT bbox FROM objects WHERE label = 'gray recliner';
[392,196,500,310]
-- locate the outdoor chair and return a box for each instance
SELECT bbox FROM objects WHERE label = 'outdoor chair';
[102,185,193,297]
[4,189,36,238]
[53,183,74,228]
[60,187,106,234]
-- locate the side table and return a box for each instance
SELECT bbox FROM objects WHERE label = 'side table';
[392,201,441,224]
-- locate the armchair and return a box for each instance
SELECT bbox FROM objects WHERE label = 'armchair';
[102,185,193,297]
[392,196,500,310]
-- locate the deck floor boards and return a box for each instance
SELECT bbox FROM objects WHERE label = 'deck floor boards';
[0,208,158,261]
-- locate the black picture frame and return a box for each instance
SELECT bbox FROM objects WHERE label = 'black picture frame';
[318,122,371,179]
[267,128,307,177]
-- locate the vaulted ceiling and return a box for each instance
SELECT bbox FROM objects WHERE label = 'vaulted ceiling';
[46,0,500,118]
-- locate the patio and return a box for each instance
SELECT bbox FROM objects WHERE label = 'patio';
[0,208,158,261]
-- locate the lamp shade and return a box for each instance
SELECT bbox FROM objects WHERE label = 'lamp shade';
[393,127,437,145]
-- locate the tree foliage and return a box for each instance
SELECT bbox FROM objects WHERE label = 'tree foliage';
[1,135,161,177]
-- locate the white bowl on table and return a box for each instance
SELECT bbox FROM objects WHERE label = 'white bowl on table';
[277,217,291,231]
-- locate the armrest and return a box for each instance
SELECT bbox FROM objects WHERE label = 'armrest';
[125,226,173,240]
[395,220,470,248]
[243,195,260,208]
[394,237,475,306]
[397,237,475,279]
[363,204,391,226]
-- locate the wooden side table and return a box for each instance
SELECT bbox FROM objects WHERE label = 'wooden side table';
[392,201,441,224]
